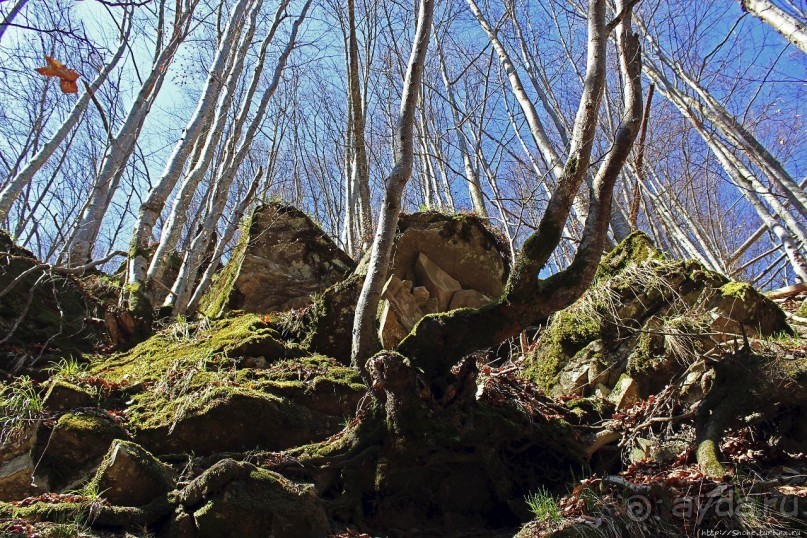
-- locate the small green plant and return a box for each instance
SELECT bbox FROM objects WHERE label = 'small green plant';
[47,356,88,381]
[0,376,45,445]
[525,487,562,522]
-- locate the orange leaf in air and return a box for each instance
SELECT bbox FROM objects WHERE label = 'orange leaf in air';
[35,56,80,94]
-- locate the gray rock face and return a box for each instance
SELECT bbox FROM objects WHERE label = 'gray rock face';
[92,440,175,506]
[202,202,356,316]
[391,212,509,298]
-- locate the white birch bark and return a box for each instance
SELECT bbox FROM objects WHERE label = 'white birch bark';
[127,0,252,290]
[646,61,807,250]
[145,0,264,286]
[741,0,807,53]
[679,101,807,281]
[351,0,435,366]
[639,23,807,217]
[67,7,194,266]
[166,0,313,314]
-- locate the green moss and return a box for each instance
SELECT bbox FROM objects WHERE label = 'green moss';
[594,231,663,282]
[56,412,121,435]
[720,281,752,300]
[198,213,252,318]
[89,313,305,386]
[522,308,601,391]
[123,282,152,321]
[261,354,364,390]
[716,280,791,336]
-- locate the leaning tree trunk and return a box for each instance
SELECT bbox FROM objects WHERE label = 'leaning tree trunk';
[145,0,263,289]
[126,0,252,295]
[66,6,194,267]
[351,0,435,366]
[166,0,313,315]
[740,0,807,53]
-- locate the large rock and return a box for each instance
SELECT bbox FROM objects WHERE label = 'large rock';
[177,459,327,538]
[0,231,106,368]
[390,212,510,298]
[200,202,355,317]
[297,212,510,361]
[91,440,175,507]
[31,411,128,491]
[524,232,792,398]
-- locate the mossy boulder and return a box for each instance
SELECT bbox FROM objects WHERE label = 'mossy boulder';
[177,459,328,538]
[89,313,307,387]
[129,384,346,456]
[200,202,355,318]
[0,230,107,364]
[523,232,791,397]
[91,440,175,507]
[42,380,94,412]
[88,315,365,456]
[31,411,127,491]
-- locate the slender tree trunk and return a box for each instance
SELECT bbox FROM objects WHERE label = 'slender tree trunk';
[639,23,807,217]
[167,0,313,314]
[646,61,807,249]
[145,0,263,288]
[67,7,194,266]
[127,0,252,292]
[436,40,487,216]
[0,0,29,42]
[185,168,267,315]
[347,0,373,247]
[351,0,435,367]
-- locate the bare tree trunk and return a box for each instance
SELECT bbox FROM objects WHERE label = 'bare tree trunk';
[740,0,807,53]
[0,15,130,221]
[398,0,643,381]
[126,0,252,293]
[167,0,313,315]
[639,23,807,217]
[185,172,262,315]
[347,0,373,247]
[145,0,263,288]
[677,101,807,281]
[646,60,807,250]
[351,0,435,366]
[66,5,195,266]
[436,37,487,216]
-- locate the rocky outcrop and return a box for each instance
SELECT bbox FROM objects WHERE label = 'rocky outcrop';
[523,232,792,399]
[297,211,510,360]
[200,202,355,317]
